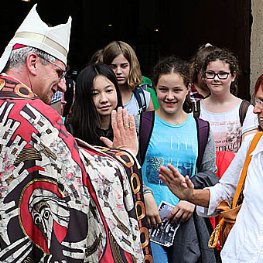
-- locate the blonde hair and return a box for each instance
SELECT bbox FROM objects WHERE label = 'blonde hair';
[102,41,142,90]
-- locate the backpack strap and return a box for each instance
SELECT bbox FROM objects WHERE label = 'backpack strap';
[139,83,149,90]
[139,111,155,164]
[208,131,263,249]
[134,86,147,113]
[193,100,201,118]
[139,112,209,169]
[194,100,250,125]
[239,100,250,126]
[194,117,210,171]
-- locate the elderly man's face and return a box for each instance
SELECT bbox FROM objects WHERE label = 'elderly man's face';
[253,83,263,130]
[34,56,67,105]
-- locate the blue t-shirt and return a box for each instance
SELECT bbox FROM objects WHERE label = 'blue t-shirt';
[142,113,198,207]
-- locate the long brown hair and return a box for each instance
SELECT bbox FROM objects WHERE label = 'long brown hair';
[102,41,142,90]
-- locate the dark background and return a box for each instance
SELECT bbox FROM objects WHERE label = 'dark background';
[1,0,252,99]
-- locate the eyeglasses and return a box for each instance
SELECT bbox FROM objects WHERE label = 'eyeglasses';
[255,99,263,109]
[205,71,230,80]
[39,55,67,79]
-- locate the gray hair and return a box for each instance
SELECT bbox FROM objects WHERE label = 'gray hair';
[5,46,56,71]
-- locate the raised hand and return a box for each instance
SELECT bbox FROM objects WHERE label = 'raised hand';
[100,107,138,156]
[159,164,194,201]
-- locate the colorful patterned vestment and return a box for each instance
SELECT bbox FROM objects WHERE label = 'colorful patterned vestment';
[0,75,152,262]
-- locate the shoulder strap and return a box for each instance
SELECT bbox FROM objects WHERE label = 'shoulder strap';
[193,100,201,118]
[232,132,263,208]
[208,131,263,249]
[239,100,250,126]
[139,111,155,164]
[194,117,210,170]
[134,86,147,112]
[139,83,149,90]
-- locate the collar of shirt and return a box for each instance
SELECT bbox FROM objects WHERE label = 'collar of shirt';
[250,134,263,156]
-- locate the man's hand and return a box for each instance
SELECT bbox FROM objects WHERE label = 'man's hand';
[168,200,195,224]
[144,193,162,229]
[100,107,138,156]
[159,164,194,201]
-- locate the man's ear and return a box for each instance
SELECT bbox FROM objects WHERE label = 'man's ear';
[26,53,38,76]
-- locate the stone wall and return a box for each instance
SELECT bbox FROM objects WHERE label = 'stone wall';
[250,0,263,97]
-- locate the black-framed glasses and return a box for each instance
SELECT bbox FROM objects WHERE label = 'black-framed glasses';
[205,71,230,80]
[39,55,67,79]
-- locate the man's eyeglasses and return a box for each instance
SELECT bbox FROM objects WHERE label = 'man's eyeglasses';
[205,71,230,80]
[39,55,67,79]
[255,99,263,109]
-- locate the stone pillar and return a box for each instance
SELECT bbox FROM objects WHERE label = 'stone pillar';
[250,0,263,97]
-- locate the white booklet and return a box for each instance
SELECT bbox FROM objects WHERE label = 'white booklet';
[150,201,180,247]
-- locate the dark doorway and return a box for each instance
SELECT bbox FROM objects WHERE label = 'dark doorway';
[0,0,252,99]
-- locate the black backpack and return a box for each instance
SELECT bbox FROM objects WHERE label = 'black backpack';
[133,84,148,113]
[139,111,210,170]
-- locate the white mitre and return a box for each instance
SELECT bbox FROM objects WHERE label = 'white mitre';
[0,4,72,72]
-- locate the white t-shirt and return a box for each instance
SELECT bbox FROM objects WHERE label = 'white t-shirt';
[197,133,263,262]
[200,100,258,153]
[142,114,198,207]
